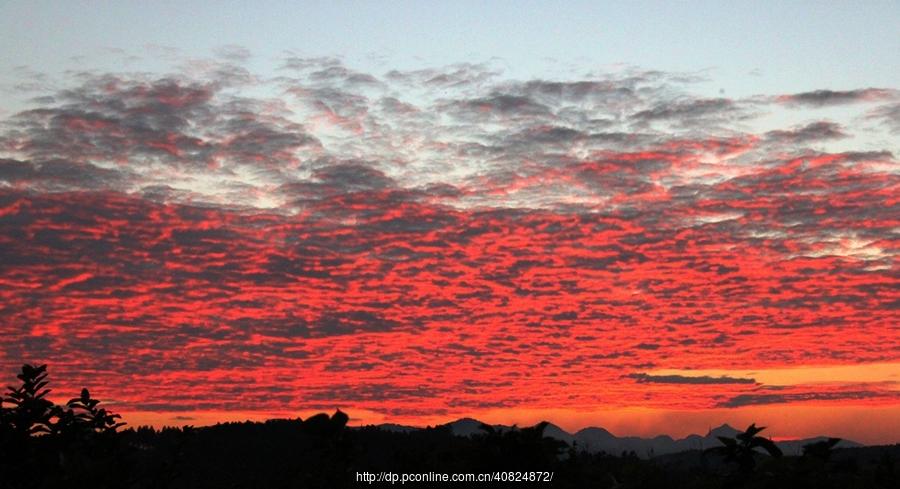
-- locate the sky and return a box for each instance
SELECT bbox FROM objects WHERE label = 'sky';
[0,1,898,443]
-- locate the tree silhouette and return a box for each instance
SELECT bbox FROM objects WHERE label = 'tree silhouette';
[474,421,567,468]
[803,437,841,462]
[706,423,783,473]
[302,409,348,436]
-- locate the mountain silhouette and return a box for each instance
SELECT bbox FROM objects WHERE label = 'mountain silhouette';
[446,417,493,437]
[707,423,742,439]
[375,419,862,459]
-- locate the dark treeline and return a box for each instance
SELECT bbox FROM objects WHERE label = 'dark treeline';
[1,364,897,488]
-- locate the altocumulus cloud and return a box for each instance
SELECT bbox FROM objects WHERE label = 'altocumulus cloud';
[0,52,897,417]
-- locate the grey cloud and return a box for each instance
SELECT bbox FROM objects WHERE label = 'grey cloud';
[451,93,552,119]
[2,76,318,169]
[314,311,403,336]
[0,158,128,191]
[779,88,895,107]
[718,390,891,407]
[632,98,737,122]
[313,162,395,192]
[306,383,441,402]
[627,373,756,384]
[213,45,252,63]
[378,97,420,116]
[309,65,382,87]
[765,121,847,143]
[868,102,900,133]
[385,62,500,88]
[518,80,637,103]
[281,55,342,72]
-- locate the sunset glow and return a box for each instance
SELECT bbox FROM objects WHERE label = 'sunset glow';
[1,1,898,447]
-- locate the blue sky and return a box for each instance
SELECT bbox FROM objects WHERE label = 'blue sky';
[2,0,898,101]
[3,0,896,153]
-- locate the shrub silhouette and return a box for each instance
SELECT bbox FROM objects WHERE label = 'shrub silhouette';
[1,364,125,440]
[63,387,126,435]
[3,364,57,437]
[1,363,129,488]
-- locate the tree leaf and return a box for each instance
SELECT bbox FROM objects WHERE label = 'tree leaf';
[752,437,783,458]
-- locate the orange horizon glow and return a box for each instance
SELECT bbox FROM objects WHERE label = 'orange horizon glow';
[116,403,900,446]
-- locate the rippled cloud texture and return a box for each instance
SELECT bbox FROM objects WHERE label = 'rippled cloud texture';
[1,55,897,439]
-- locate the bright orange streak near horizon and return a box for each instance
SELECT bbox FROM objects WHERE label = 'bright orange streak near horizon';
[645,362,900,386]
[117,404,900,445]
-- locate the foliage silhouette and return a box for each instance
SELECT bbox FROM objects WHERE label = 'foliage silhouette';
[705,423,783,473]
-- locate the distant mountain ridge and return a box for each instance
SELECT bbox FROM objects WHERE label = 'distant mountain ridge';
[371,419,861,458]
